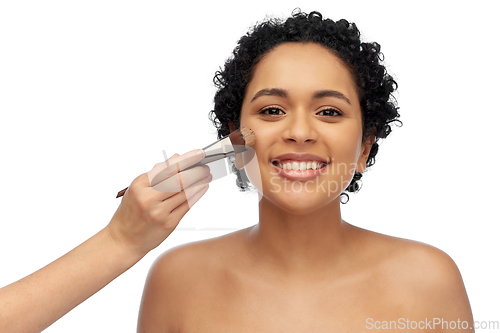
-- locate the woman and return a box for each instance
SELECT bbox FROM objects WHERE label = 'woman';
[137,11,473,331]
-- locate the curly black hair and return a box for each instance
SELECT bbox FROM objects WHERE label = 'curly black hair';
[208,9,401,203]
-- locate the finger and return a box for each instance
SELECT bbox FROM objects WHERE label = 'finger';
[150,149,205,187]
[147,153,180,187]
[162,173,212,212]
[169,182,210,222]
[152,165,210,200]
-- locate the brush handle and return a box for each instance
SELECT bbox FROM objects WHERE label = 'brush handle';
[116,188,128,198]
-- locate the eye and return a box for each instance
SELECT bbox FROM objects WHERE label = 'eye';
[318,108,342,117]
[258,107,285,116]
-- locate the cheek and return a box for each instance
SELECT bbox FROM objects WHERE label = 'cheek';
[240,117,277,157]
[327,125,363,167]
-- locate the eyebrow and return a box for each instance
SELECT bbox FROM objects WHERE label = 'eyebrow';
[250,88,351,105]
[313,89,351,105]
[250,88,288,102]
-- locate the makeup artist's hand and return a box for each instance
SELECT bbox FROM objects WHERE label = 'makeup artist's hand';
[105,148,212,257]
[0,149,211,333]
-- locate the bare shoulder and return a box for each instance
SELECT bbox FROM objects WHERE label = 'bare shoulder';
[144,227,247,292]
[351,224,474,324]
[350,224,461,277]
[138,228,249,332]
[364,229,460,280]
[151,226,249,275]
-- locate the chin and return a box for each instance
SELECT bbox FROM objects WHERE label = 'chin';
[264,188,339,214]
[277,201,332,216]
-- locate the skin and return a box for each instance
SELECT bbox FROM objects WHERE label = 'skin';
[0,150,211,333]
[137,43,474,332]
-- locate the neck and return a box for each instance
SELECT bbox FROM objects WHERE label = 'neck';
[247,195,353,278]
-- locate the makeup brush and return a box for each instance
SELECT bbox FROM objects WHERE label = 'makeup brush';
[116,127,255,198]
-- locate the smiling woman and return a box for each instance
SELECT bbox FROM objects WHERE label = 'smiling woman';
[238,42,373,212]
[137,10,474,332]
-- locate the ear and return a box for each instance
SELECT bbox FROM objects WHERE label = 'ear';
[229,121,244,170]
[356,134,375,173]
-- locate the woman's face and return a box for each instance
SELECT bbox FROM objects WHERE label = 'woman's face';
[237,42,372,214]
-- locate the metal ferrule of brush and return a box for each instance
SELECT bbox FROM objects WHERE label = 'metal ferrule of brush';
[198,136,235,165]
[184,136,245,171]
[181,133,251,172]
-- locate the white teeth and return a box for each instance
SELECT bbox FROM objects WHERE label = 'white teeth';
[275,161,325,170]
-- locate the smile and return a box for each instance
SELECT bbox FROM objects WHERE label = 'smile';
[273,160,327,170]
[270,160,329,181]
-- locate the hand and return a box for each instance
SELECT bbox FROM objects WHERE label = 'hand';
[105,149,212,257]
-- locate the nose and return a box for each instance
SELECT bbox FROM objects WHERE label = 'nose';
[282,108,318,144]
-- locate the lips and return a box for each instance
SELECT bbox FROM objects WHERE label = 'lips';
[269,152,330,182]
[270,162,328,181]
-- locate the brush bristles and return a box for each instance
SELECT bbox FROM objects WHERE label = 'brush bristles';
[240,127,256,147]
[228,127,255,153]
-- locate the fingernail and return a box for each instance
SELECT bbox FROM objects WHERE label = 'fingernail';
[196,149,205,158]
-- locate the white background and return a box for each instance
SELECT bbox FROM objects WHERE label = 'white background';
[1,0,498,331]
